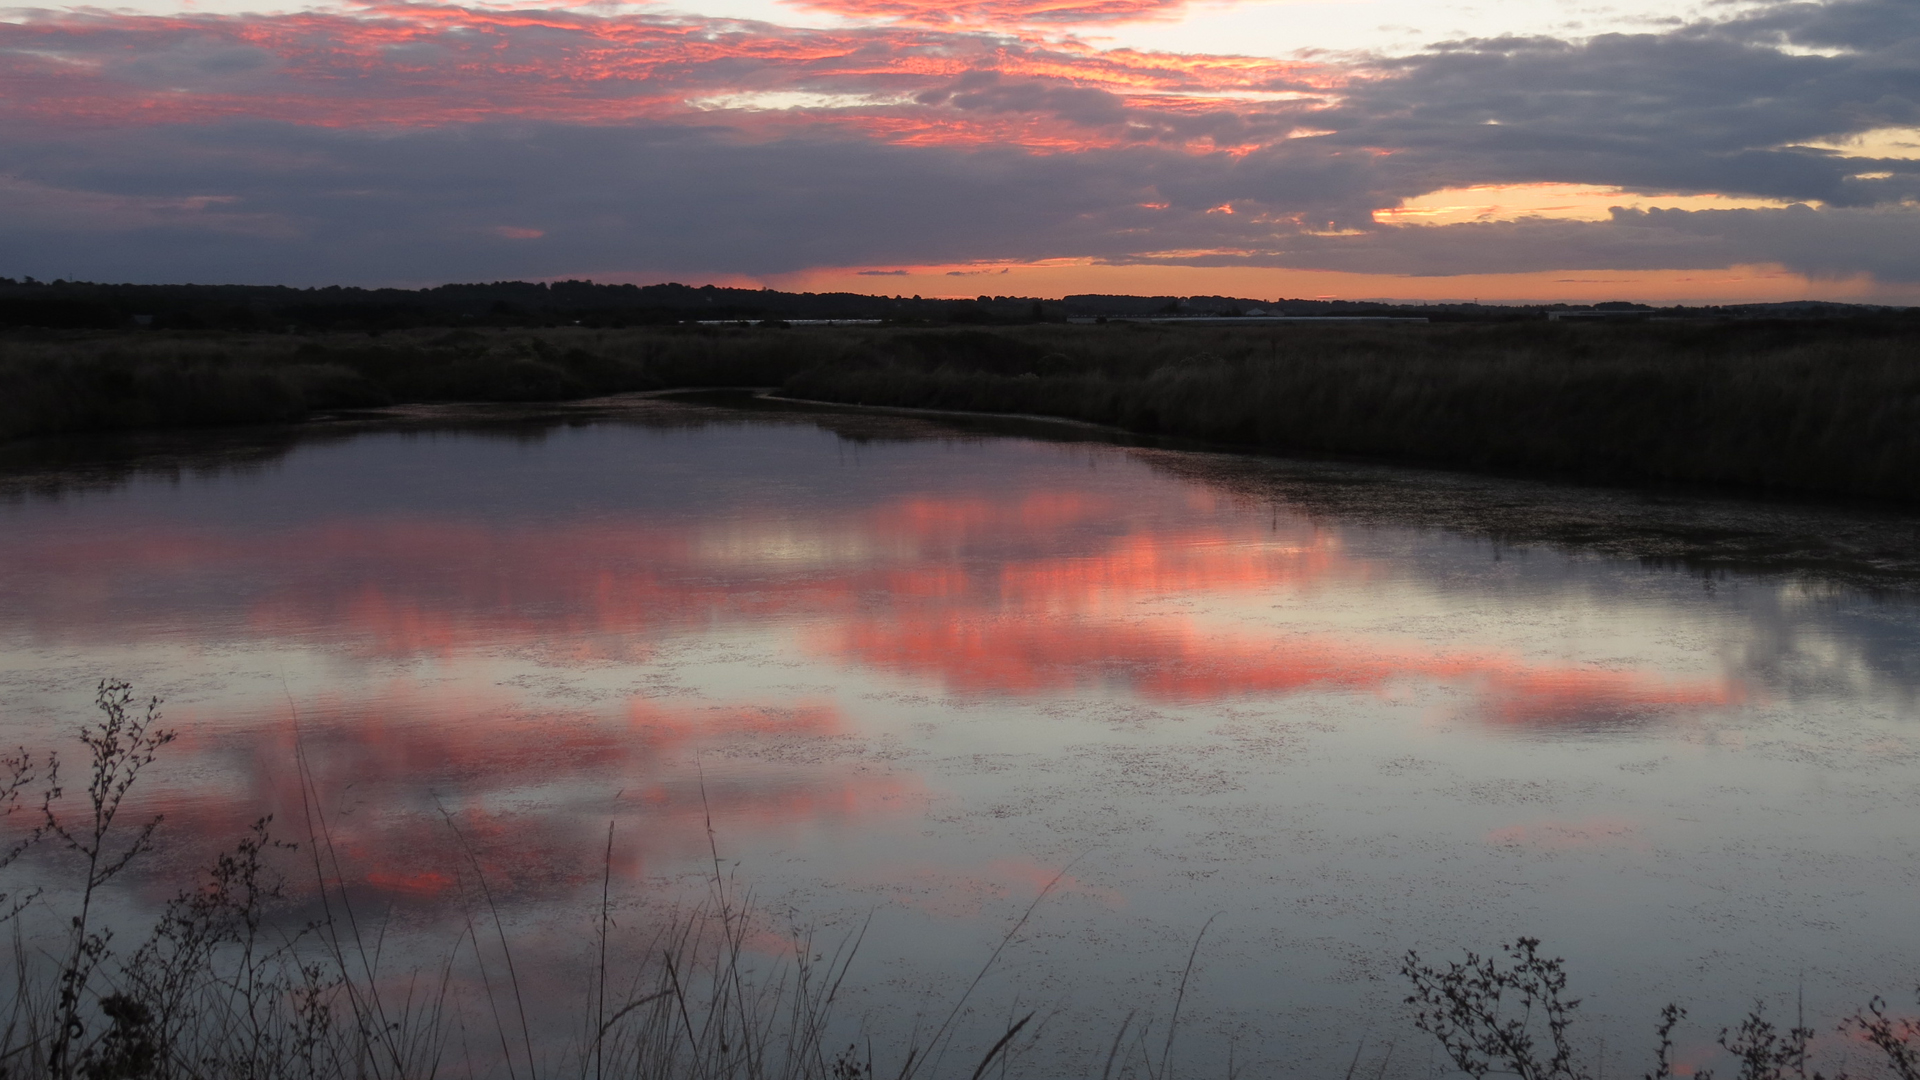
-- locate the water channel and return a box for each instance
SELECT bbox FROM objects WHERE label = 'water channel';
[2,394,1918,1077]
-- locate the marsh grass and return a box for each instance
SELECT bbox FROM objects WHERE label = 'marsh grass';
[781,319,1920,502]
[6,684,1920,1080]
[6,318,1920,501]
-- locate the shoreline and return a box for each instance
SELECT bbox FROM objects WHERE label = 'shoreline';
[7,388,1920,595]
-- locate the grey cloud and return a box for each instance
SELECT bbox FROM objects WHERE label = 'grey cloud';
[862,0,1920,225]
[919,70,1311,145]
[1099,205,1920,283]
[942,72,1130,127]
[9,116,1920,286]
[0,123,1173,282]
[1290,1,1920,208]
[1626,203,1920,281]
[1728,0,1920,56]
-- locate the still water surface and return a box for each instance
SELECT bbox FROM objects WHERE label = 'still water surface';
[2,397,1918,1076]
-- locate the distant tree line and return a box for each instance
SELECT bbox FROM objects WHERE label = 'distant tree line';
[0,277,1903,333]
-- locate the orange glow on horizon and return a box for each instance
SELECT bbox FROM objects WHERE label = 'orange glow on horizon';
[767,259,1920,305]
[1372,183,1814,226]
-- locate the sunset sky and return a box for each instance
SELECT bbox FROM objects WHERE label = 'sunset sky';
[3,0,1916,301]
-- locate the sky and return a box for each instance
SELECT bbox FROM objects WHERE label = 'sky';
[2,0,1917,301]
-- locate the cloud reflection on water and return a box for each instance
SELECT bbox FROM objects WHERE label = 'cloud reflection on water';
[137,690,916,904]
[4,487,1734,724]
[834,614,1739,723]
[0,445,1747,903]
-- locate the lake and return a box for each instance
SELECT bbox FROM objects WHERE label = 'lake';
[2,394,1918,1078]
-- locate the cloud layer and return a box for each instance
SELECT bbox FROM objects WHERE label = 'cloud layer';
[1,0,1916,292]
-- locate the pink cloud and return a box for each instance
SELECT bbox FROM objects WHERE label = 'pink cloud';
[0,3,1330,153]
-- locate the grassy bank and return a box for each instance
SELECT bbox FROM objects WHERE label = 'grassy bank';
[0,326,844,440]
[782,318,1920,503]
[7,318,1920,501]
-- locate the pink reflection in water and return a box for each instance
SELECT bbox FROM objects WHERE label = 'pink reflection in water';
[0,476,1742,905]
[101,689,916,905]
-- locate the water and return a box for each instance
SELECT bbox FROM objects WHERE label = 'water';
[2,396,1919,1077]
